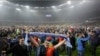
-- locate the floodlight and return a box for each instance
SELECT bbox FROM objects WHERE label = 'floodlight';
[67,1,71,5]
[51,6,56,9]
[25,5,30,9]
[16,8,21,11]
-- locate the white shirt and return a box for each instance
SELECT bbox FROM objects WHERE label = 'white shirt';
[65,38,72,48]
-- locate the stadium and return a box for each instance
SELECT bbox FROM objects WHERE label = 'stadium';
[0,0,100,56]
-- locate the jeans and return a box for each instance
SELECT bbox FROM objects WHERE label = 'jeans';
[78,50,84,56]
[67,47,72,56]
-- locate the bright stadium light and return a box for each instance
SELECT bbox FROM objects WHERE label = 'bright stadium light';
[16,8,21,11]
[51,6,56,9]
[85,20,89,23]
[0,0,7,3]
[67,1,71,5]
[25,5,30,9]
[0,0,5,4]
[0,0,7,7]
[0,1,3,4]
[69,6,74,8]
[45,14,52,17]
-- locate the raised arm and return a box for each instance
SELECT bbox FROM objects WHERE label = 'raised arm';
[81,34,90,41]
[30,36,39,47]
[54,39,66,49]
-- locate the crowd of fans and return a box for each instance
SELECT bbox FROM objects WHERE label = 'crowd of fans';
[0,25,100,56]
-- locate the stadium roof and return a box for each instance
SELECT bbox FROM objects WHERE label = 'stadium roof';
[7,0,67,7]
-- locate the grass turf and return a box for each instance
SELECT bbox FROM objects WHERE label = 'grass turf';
[59,46,100,56]
[9,46,100,56]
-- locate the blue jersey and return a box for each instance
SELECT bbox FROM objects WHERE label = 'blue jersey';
[76,35,90,51]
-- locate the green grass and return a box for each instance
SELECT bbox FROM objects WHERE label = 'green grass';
[59,46,100,56]
[9,45,100,56]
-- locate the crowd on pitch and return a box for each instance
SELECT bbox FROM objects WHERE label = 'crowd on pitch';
[0,25,100,56]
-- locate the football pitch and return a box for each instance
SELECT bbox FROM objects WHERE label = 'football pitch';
[9,46,100,56]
